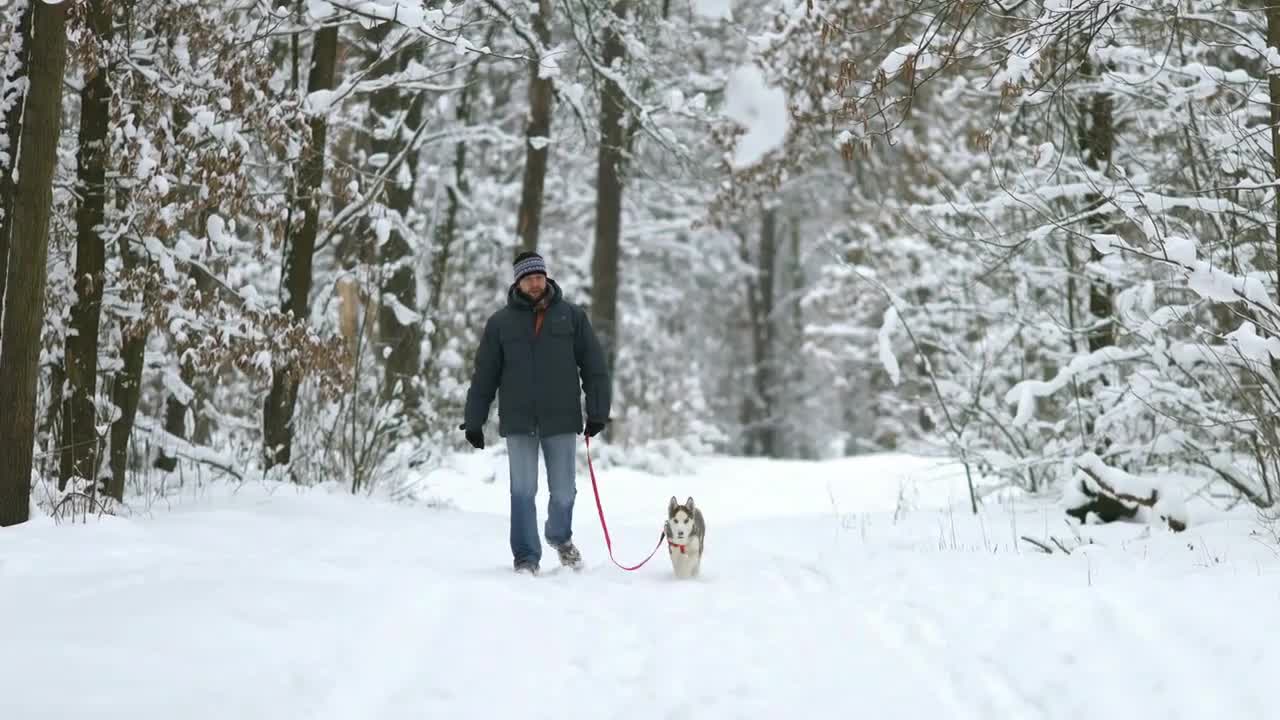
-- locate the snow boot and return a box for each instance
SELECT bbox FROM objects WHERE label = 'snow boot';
[553,541,583,571]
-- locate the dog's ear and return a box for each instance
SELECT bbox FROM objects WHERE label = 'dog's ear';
[669,496,678,514]
[685,496,695,512]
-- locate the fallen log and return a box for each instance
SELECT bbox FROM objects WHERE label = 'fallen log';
[1066,456,1187,532]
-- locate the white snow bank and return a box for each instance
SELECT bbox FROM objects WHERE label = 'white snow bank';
[2,453,1278,719]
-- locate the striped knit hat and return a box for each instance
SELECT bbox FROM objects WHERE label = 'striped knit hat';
[513,251,547,283]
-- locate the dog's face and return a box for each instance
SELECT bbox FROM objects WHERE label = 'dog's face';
[667,496,696,541]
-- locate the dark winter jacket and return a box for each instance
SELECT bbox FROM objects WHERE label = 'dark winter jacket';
[464,278,611,438]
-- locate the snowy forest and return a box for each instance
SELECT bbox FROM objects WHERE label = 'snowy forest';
[2,0,1280,530]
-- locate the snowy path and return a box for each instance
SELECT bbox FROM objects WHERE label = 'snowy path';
[3,452,1279,719]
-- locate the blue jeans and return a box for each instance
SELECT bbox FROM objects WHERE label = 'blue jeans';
[507,432,576,567]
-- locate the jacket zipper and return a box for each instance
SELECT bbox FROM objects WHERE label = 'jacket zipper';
[530,308,539,435]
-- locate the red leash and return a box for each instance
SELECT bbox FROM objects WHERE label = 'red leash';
[585,435,666,571]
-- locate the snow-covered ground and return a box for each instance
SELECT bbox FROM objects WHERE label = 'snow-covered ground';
[3,448,1279,719]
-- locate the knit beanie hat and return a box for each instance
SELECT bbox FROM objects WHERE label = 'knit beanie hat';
[513,251,547,283]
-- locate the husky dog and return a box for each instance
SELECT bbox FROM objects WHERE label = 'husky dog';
[665,496,705,579]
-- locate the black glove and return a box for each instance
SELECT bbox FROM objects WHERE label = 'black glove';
[584,419,607,438]
[459,422,484,449]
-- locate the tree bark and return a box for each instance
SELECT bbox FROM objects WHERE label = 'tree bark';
[1270,1,1280,307]
[1078,57,1115,354]
[155,358,197,471]
[263,25,339,470]
[788,218,806,456]
[0,1,33,342]
[154,93,210,472]
[106,13,142,500]
[368,24,425,410]
[59,0,114,490]
[590,0,629,372]
[424,73,476,390]
[1261,0,1280,486]
[0,0,69,526]
[108,309,146,501]
[515,0,554,254]
[740,209,779,457]
[753,208,779,456]
[1265,1,1280,391]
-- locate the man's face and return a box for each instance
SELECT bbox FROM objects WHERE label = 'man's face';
[518,272,547,299]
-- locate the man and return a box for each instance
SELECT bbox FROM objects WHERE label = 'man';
[462,251,612,575]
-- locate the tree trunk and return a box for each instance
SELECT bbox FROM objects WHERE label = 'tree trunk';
[106,109,145,502]
[1072,55,1117,455]
[59,0,114,490]
[0,0,69,526]
[0,1,33,343]
[155,357,196,471]
[368,24,425,410]
[154,98,209,472]
[1262,0,1280,484]
[515,0,554,254]
[263,25,339,470]
[739,209,779,457]
[788,218,807,456]
[1078,57,1115,354]
[1270,1,1280,308]
[753,208,779,457]
[1261,0,1280,396]
[590,0,629,372]
[108,312,146,501]
[424,72,476,391]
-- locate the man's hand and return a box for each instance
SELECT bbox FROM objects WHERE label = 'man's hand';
[584,418,607,438]
[459,422,485,449]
